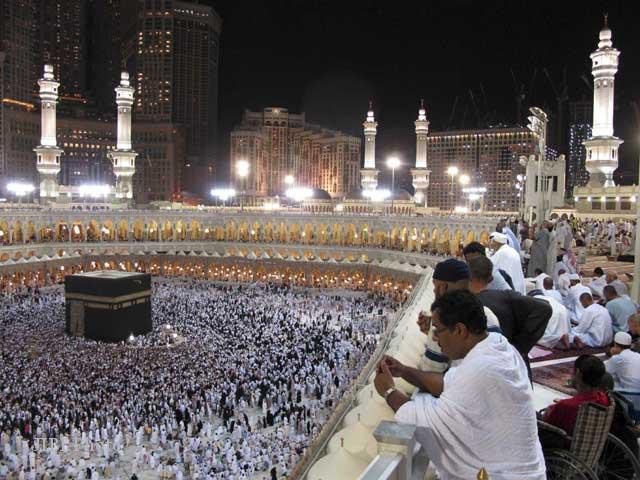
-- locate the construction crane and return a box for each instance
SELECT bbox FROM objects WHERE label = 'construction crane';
[511,68,537,126]
[544,67,569,151]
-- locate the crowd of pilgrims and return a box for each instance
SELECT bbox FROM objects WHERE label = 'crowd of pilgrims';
[0,278,397,479]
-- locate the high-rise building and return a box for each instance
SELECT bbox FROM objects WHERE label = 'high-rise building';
[133,0,222,173]
[567,100,592,193]
[37,0,88,101]
[0,0,37,106]
[426,128,536,211]
[89,0,139,112]
[230,108,361,198]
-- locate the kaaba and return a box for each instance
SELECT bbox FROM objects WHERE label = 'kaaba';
[65,271,152,342]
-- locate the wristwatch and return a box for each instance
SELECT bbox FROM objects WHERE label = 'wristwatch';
[383,387,397,400]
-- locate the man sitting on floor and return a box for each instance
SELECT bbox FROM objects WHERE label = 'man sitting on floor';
[542,276,563,303]
[540,355,610,446]
[604,285,635,334]
[375,290,546,480]
[560,292,613,349]
[565,273,590,323]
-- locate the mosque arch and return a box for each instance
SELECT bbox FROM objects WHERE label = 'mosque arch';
[117,220,129,242]
[0,221,9,244]
[466,230,475,245]
[12,221,24,244]
[102,221,115,242]
[70,221,84,242]
[480,230,490,246]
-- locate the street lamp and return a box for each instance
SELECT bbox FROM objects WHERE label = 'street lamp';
[386,157,400,213]
[236,160,249,211]
[446,166,459,212]
[210,188,236,207]
[459,174,470,210]
[284,174,295,186]
[7,182,35,205]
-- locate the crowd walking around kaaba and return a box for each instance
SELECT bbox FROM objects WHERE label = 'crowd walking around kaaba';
[0,279,396,479]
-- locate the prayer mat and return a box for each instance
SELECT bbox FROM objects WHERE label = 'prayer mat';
[529,345,607,363]
[532,361,576,396]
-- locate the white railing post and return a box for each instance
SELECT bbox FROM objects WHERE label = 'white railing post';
[358,421,417,480]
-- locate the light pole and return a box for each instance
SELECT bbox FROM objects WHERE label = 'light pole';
[516,174,525,218]
[7,182,35,206]
[386,157,400,214]
[236,160,249,211]
[446,166,459,212]
[527,107,548,222]
[459,174,470,211]
[284,175,294,210]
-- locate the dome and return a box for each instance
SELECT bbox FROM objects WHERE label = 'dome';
[308,188,332,201]
[328,420,377,461]
[307,444,369,480]
[389,189,412,201]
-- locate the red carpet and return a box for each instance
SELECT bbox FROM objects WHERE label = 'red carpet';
[532,361,576,396]
[530,345,608,363]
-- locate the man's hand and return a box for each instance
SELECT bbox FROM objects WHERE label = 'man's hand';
[417,311,431,335]
[381,355,405,377]
[374,361,395,396]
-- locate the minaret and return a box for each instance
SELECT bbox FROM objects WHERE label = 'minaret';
[411,99,430,206]
[583,15,623,187]
[360,101,379,191]
[108,71,138,202]
[34,65,63,203]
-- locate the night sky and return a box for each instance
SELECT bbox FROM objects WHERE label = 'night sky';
[207,0,640,188]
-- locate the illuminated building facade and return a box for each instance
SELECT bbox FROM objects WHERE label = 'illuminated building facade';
[231,108,360,198]
[567,100,592,193]
[426,128,536,211]
[133,0,222,171]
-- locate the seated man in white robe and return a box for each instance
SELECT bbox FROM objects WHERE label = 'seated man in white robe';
[561,292,614,349]
[565,274,590,323]
[375,290,546,480]
[589,267,607,298]
[542,276,563,303]
[533,293,571,348]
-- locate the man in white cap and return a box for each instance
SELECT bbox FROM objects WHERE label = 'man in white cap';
[606,332,640,411]
[489,231,525,295]
[565,273,590,323]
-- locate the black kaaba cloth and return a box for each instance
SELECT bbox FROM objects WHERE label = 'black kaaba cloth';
[65,271,152,342]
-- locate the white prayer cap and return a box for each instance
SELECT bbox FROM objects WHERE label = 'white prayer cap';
[614,331,632,347]
[489,232,507,244]
[569,273,580,281]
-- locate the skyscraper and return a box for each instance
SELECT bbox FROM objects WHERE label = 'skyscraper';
[567,100,592,193]
[37,0,88,101]
[0,0,38,185]
[0,0,37,106]
[89,0,139,112]
[133,0,222,171]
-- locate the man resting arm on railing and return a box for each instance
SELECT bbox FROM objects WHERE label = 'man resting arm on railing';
[374,290,546,480]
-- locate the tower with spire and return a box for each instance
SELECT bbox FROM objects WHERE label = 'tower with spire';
[360,102,379,191]
[34,65,63,203]
[108,71,138,202]
[583,14,623,187]
[411,99,430,206]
